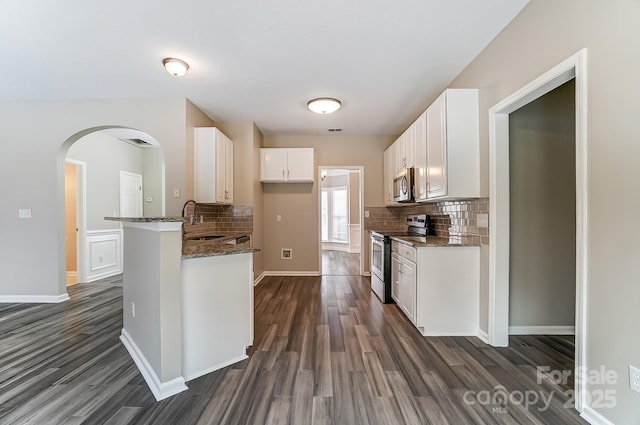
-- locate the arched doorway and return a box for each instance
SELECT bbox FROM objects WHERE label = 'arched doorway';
[59,126,165,286]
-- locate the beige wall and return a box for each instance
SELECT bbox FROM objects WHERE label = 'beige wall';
[215,121,265,279]
[262,135,392,272]
[450,1,640,422]
[349,171,360,224]
[509,80,576,327]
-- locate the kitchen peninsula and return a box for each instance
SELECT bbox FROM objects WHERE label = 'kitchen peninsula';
[105,217,258,401]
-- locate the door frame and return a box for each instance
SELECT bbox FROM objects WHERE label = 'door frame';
[317,166,365,275]
[65,159,87,283]
[487,49,588,412]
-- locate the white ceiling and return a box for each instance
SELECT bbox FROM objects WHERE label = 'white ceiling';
[0,0,528,136]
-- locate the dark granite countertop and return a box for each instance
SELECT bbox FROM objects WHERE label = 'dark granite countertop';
[389,235,480,247]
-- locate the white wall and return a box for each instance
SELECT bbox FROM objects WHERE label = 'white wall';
[449,1,640,422]
[0,99,187,298]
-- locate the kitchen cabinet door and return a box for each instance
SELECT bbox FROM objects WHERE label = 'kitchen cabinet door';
[213,131,233,204]
[260,148,288,182]
[194,127,233,205]
[404,124,415,169]
[426,92,447,198]
[383,147,395,206]
[401,259,416,324]
[286,148,314,182]
[391,252,401,304]
[413,112,428,201]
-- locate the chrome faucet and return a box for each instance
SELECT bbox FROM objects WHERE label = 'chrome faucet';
[181,199,197,225]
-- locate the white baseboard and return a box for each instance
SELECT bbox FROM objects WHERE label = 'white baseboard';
[184,354,248,382]
[509,325,575,335]
[254,272,267,286]
[581,406,615,425]
[477,329,489,344]
[119,329,188,401]
[262,271,321,277]
[0,293,70,303]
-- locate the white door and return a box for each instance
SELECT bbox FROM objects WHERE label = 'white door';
[120,171,143,217]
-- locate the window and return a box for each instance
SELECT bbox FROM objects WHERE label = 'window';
[321,186,349,243]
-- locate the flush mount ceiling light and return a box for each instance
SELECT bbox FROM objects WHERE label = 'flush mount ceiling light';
[162,58,189,77]
[307,97,341,114]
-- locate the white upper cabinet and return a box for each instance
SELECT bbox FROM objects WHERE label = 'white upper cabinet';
[260,148,314,183]
[194,127,233,204]
[413,112,428,201]
[383,146,395,206]
[425,89,479,200]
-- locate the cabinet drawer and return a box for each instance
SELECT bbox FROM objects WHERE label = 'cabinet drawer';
[401,245,416,262]
[391,241,401,253]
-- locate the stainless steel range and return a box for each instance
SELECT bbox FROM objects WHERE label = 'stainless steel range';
[370,214,431,303]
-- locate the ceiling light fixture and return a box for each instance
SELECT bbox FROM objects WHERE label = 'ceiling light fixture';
[307,97,341,114]
[162,58,189,77]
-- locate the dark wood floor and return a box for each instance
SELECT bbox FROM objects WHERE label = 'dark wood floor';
[0,274,587,425]
[322,250,360,276]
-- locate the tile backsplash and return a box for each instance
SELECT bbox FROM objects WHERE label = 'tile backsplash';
[183,204,253,237]
[364,198,489,244]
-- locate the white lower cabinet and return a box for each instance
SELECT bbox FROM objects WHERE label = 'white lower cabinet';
[392,240,479,336]
[391,242,416,324]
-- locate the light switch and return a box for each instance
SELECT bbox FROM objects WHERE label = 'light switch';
[173,188,181,198]
[276,214,282,222]
[365,210,370,218]
[18,209,32,219]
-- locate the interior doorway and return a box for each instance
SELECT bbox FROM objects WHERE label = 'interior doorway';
[60,126,165,289]
[488,49,588,412]
[64,160,85,286]
[318,166,364,276]
[508,80,576,336]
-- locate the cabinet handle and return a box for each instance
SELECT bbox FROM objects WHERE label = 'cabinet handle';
[282,169,285,179]
[287,169,290,179]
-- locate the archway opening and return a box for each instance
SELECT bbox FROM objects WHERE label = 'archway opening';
[58,126,166,288]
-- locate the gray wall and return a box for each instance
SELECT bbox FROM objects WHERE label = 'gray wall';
[67,131,163,230]
[508,80,575,327]
[0,98,188,297]
[450,1,640,422]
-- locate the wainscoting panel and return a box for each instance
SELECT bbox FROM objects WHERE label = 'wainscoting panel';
[85,229,123,282]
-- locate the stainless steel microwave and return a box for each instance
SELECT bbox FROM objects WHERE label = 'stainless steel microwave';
[393,167,414,203]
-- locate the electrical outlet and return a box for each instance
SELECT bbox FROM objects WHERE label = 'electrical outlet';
[131,302,135,318]
[630,365,640,394]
